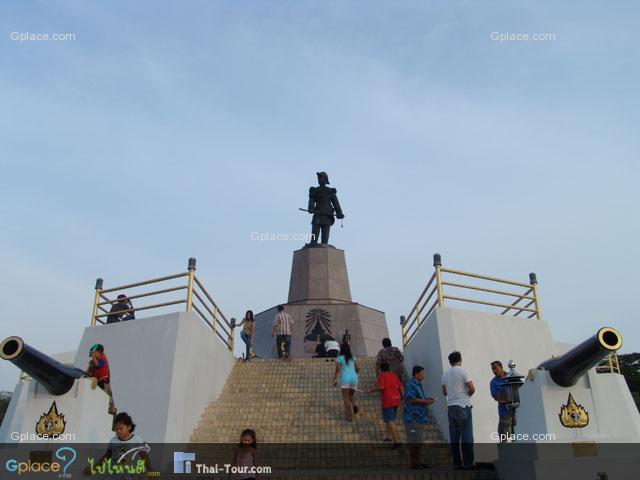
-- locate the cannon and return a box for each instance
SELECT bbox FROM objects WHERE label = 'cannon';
[537,327,622,387]
[0,336,86,396]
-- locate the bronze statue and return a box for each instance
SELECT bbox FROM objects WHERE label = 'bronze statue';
[303,172,344,246]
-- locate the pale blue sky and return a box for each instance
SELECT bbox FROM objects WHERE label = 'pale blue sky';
[1,1,638,391]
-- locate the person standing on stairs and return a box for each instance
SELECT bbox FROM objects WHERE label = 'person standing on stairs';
[403,365,435,470]
[272,305,293,360]
[324,337,340,359]
[332,342,360,421]
[236,310,256,361]
[368,361,403,449]
[441,351,475,470]
[376,338,407,383]
[231,429,258,480]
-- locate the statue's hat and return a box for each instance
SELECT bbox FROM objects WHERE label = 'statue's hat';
[316,171,330,184]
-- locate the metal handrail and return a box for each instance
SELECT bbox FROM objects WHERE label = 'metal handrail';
[90,258,234,351]
[403,285,437,335]
[100,272,189,294]
[405,272,436,322]
[442,295,537,313]
[402,253,542,347]
[441,281,535,301]
[596,353,621,374]
[502,288,534,315]
[440,267,532,289]
[94,300,188,319]
[193,277,231,327]
[191,290,232,337]
[97,286,188,306]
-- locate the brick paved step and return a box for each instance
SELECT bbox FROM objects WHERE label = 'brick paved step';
[190,358,472,471]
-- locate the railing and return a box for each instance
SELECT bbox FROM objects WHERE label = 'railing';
[401,254,542,347]
[91,258,235,351]
[596,353,621,374]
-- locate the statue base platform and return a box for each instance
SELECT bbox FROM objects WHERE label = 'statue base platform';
[252,246,389,358]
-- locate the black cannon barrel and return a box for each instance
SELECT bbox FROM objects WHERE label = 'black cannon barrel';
[0,336,86,396]
[537,327,622,387]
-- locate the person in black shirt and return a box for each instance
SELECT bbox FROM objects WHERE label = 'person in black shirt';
[106,294,135,324]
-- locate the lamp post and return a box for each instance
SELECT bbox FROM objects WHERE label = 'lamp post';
[503,359,525,435]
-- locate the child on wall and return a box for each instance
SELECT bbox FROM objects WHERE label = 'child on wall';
[86,343,116,415]
[368,361,403,448]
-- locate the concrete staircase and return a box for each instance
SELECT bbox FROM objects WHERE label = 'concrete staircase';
[190,357,497,479]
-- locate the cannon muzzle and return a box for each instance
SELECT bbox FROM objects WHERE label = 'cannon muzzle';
[0,336,86,396]
[537,327,622,387]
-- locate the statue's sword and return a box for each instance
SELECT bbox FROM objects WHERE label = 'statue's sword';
[298,208,343,228]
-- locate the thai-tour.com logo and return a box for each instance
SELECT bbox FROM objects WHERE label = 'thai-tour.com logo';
[5,446,76,476]
[173,452,196,473]
[173,451,272,475]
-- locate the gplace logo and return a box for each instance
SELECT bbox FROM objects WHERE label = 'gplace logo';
[173,452,195,474]
[6,447,76,475]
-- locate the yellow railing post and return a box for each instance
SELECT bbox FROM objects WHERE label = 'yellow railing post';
[229,318,236,351]
[612,353,620,374]
[400,316,407,347]
[91,278,103,326]
[434,253,444,307]
[529,273,541,319]
[186,257,196,311]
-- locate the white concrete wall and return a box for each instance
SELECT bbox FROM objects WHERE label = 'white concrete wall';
[404,307,558,454]
[516,369,640,442]
[0,382,28,442]
[73,311,236,442]
[1,378,112,443]
[1,351,89,443]
[164,313,237,442]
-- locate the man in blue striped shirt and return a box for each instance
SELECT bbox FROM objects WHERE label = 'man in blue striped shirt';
[403,365,435,469]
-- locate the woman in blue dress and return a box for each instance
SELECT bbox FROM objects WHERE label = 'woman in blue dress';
[332,343,360,421]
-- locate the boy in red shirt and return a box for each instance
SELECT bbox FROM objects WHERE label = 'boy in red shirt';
[368,361,403,448]
[86,344,117,415]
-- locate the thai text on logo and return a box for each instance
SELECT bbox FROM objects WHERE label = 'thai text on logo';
[88,444,151,476]
[87,458,147,476]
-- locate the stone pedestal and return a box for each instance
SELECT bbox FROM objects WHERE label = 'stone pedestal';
[253,246,389,359]
[288,247,352,303]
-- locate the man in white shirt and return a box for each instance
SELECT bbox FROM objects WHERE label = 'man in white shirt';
[441,351,475,469]
[272,305,294,360]
[324,338,340,358]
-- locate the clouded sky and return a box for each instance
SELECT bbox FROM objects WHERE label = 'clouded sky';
[1,0,638,391]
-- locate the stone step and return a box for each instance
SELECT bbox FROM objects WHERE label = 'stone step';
[190,357,450,467]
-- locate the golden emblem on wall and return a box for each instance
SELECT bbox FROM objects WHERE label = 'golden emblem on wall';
[35,401,66,436]
[559,393,589,428]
